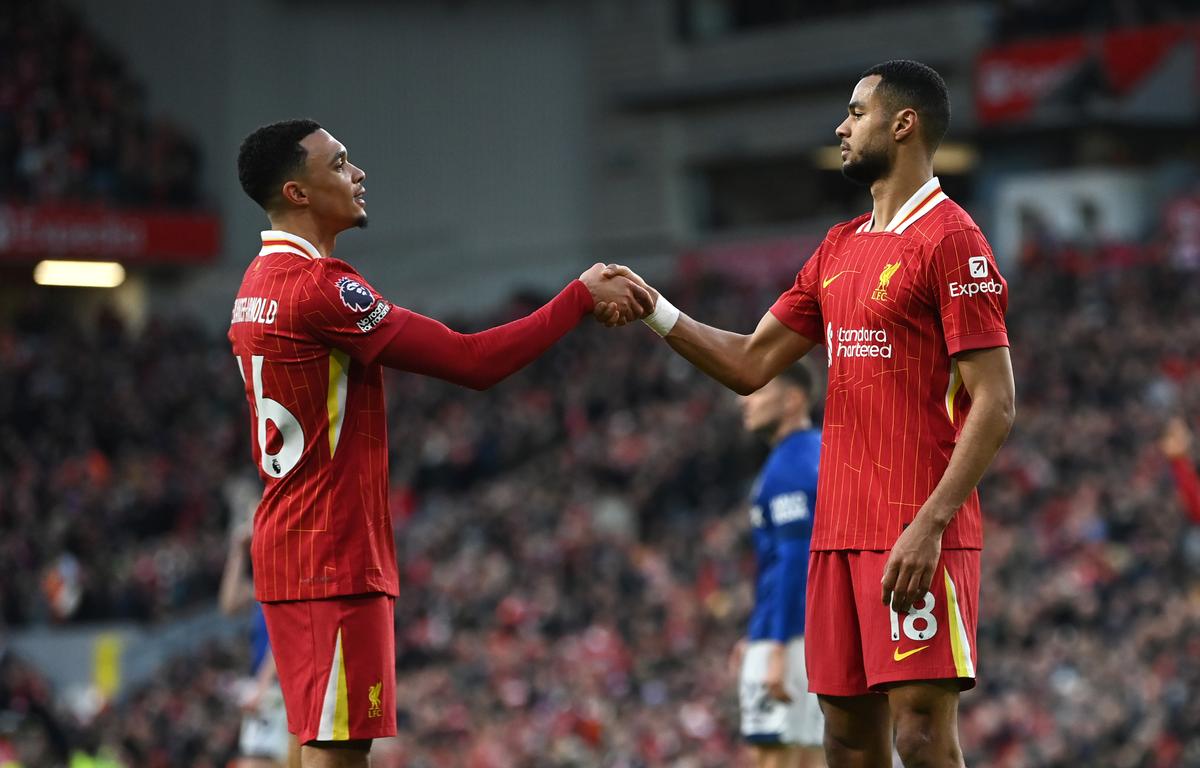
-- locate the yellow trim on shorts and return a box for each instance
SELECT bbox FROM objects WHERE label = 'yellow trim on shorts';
[943,568,974,678]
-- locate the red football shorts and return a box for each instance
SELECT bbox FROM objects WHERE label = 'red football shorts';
[262,593,397,743]
[805,549,979,697]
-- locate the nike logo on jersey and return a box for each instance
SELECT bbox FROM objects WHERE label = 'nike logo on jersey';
[823,271,853,289]
[893,645,929,662]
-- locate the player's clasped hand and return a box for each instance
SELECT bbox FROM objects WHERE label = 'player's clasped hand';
[881,516,942,614]
[579,262,654,326]
[592,263,659,328]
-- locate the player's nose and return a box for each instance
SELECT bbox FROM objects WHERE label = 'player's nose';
[835,119,850,139]
[351,164,366,184]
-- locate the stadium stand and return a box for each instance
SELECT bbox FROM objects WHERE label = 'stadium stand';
[4,1,1200,766]
[0,0,201,207]
[4,222,1200,764]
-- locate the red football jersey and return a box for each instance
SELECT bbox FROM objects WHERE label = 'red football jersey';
[770,178,1009,551]
[229,231,403,601]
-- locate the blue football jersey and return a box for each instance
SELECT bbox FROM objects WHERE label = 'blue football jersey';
[747,429,820,642]
[250,602,271,674]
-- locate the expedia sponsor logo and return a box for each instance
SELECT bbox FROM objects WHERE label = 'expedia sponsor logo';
[833,326,893,359]
[356,300,391,332]
[949,279,1004,298]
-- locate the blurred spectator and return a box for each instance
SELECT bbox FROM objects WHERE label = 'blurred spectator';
[4,227,1200,763]
[0,0,202,207]
[1160,183,1200,271]
[1161,417,1200,524]
[993,0,1200,42]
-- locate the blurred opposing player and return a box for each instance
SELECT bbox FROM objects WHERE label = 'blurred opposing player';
[605,60,1015,767]
[732,364,825,768]
[229,119,651,768]
[219,516,299,768]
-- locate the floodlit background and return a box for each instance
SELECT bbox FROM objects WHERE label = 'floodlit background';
[2,1,1200,766]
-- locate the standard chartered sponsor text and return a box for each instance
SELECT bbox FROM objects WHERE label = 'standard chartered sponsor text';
[835,326,893,359]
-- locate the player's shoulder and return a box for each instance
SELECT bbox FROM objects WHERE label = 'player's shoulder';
[825,214,872,246]
[767,429,821,472]
[909,199,990,250]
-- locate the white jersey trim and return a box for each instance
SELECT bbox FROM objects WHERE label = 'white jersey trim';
[856,176,948,234]
[260,230,323,260]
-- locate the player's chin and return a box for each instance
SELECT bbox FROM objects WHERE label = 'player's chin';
[354,212,369,229]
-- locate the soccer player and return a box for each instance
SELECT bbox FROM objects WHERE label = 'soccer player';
[604,60,1015,767]
[219,519,298,768]
[732,364,825,768]
[229,119,651,768]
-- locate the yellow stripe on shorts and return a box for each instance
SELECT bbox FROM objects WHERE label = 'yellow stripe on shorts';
[943,568,975,678]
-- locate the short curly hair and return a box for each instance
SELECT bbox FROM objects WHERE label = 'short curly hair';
[859,60,950,152]
[237,119,322,210]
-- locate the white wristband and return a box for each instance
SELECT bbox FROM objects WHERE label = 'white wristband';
[642,294,680,337]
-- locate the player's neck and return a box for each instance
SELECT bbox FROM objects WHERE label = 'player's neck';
[267,214,337,259]
[867,160,934,233]
[772,415,812,446]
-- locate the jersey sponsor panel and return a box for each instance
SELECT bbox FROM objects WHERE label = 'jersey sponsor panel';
[228,231,402,602]
[769,178,1008,551]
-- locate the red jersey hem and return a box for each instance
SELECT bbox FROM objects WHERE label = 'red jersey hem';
[866,669,977,692]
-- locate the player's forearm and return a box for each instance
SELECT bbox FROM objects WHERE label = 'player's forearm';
[662,315,764,394]
[218,547,251,616]
[918,392,1015,532]
[378,281,592,390]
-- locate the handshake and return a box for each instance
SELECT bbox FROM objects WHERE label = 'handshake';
[578,262,660,328]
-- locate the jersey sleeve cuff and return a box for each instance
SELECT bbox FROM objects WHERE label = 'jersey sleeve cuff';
[768,302,822,344]
[567,279,594,316]
[947,330,1009,357]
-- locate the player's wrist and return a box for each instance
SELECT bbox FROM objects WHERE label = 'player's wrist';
[642,293,680,336]
[915,504,954,534]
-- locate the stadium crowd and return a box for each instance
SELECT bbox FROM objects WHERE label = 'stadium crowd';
[2,210,1200,764]
[0,0,202,207]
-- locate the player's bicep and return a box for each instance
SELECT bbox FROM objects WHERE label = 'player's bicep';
[955,346,1015,417]
[744,311,817,389]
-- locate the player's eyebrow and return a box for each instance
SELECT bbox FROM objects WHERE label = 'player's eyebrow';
[330,149,347,166]
[848,100,866,112]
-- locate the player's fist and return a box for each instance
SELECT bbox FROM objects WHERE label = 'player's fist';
[579,263,654,326]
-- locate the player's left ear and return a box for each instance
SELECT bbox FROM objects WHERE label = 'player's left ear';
[893,108,918,144]
[280,179,309,208]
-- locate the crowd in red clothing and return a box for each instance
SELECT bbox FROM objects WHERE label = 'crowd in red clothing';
[2,219,1200,764]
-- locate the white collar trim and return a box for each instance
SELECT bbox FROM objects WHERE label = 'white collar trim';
[259,230,322,260]
[856,176,948,234]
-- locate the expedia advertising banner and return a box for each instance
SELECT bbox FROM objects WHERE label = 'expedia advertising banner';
[976,23,1199,127]
[0,204,221,264]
